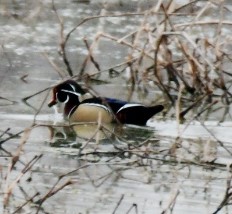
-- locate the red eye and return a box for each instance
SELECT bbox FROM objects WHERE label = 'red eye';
[57,91,69,103]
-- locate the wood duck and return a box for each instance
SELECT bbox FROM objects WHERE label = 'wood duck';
[48,80,164,126]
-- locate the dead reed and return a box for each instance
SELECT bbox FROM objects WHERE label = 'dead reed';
[2,0,232,213]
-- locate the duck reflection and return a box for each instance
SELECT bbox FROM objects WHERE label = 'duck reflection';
[49,123,118,148]
[72,123,115,141]
[49,122,156,149]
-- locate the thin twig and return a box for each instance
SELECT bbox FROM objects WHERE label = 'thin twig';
[112,194,124,214]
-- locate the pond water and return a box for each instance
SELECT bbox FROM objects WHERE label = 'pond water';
[1,0,232,214]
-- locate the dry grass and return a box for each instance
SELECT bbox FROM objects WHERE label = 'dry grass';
[1,0,232,213]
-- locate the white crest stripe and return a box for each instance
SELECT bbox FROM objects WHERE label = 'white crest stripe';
[61,89,81,97]
[69,84,76,91]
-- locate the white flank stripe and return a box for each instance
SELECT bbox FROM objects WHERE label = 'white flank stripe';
[81,103,111,113]
[117,103,143,113]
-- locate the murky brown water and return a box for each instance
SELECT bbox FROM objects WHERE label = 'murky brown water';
[1,0,232,214]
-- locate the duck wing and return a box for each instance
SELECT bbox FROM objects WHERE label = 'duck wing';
[116,104,164,125]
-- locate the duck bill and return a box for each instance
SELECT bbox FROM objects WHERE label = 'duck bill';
[48,99,57,107]
[48,89,57,107]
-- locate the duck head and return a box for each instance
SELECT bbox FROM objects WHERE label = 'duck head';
[48,80,86,117]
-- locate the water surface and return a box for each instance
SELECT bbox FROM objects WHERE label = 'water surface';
[1,1,232,214]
